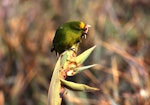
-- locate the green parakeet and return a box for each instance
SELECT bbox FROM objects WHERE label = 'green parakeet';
[51,21,91,55]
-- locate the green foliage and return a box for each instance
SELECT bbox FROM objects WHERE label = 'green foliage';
[75,45,96,65]
[48,45,99,105]
[48,56,62,105]
[60,79,99,92]
[67,64,97,76]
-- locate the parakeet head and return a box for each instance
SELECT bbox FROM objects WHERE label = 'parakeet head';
[68,21,91,39]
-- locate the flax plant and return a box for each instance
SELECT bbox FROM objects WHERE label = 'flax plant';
[48,44,99,105]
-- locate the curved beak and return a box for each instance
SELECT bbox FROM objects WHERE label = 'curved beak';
[82,24,91,39]
[84,24,91,32]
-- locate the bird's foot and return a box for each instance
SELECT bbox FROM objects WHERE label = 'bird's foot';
[68,48,77,54]
[81,33,87,39]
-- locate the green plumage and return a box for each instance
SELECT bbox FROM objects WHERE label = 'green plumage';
[51,21,87,55]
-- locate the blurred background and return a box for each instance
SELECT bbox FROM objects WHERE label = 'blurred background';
[0,0,150,105]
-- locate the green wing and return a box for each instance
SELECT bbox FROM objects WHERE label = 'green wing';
[52,25,83,54]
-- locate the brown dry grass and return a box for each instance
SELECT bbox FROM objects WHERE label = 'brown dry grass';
[0,0,150,105]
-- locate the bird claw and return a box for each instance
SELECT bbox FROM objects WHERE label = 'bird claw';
[68,48,77,54]
[81,33,87,39]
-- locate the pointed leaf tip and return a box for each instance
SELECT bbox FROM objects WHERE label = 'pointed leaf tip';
[67,64,97,76]
[76,45,96,65]
[60,79,100,92]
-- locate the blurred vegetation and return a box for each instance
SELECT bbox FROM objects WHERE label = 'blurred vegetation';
[0,0,150,105]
